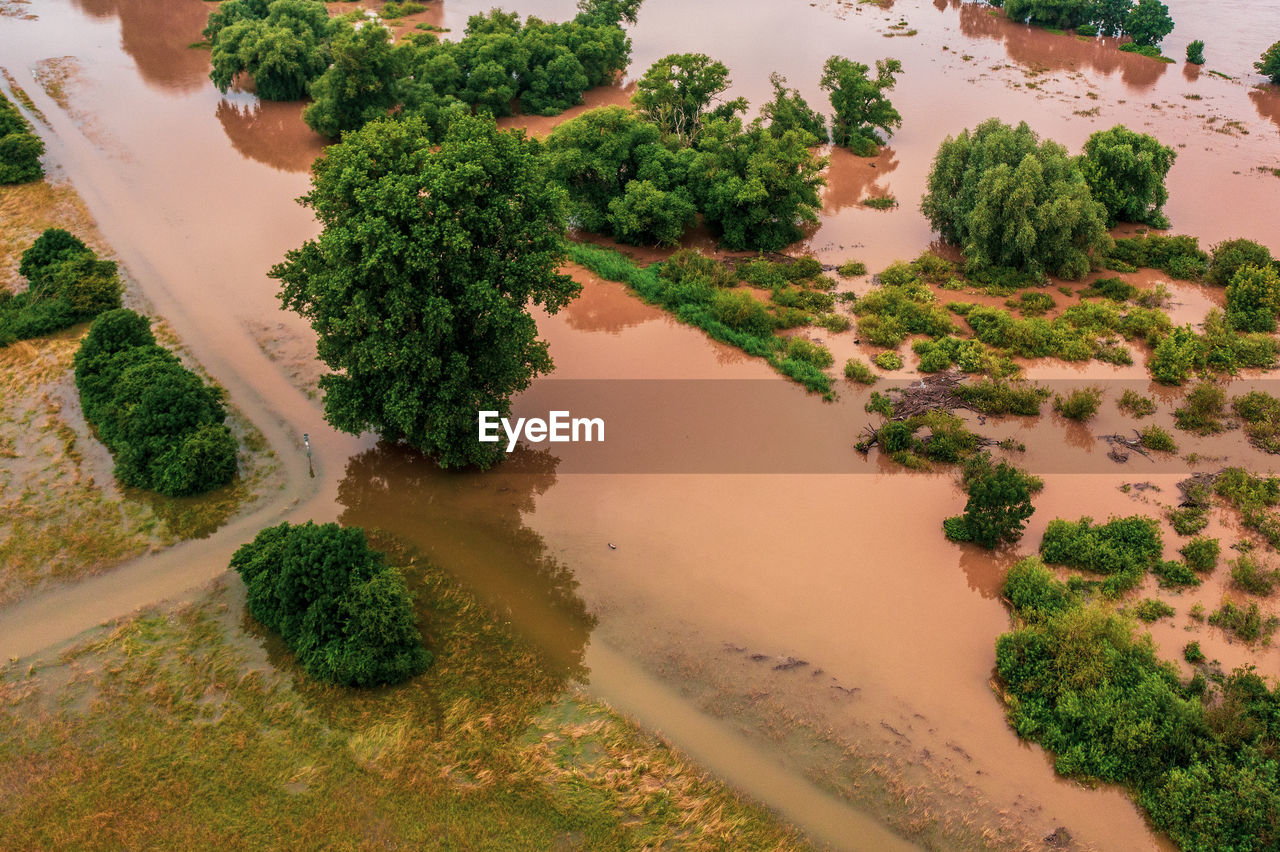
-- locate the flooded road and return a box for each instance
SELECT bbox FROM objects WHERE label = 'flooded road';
[3,0,1280,847]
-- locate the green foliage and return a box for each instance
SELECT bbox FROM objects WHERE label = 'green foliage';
[959,301,1138,365]
[303,23,410,137]
[1183,641,1205,663]
[1225,264,1280,333]
[956,378,1049,416]
[1209,600,1279,643]
[1118,389,1157,417]
[1040,514,1163,596]
[1213,468,1280,550]
[1054,386,1102,421]
[819,56,902,155]
[1207,238,1273,287]
[1148,325,1199,384]
[946,454,1038,549]
[1,229,121,348]
[209,0,334,101]
[1234,391,1280,454]
[844,358,877,384]
[1124,0,1174,47]
[921,119,1111,279]
[760,72,826,141]
[1002,556,1077,621]
[1167,506,1209,537]
[608,179,698,247]
[379,1,424,18]
[0,91,44,185]
[1007,290,1056,316]
[231,521,431,687]
[272,114,577,469]
[1174,380,1227,434]
[783,336,833,368]
[1079,125,1175,227]
[873,351,902,370]
[1138,424,1177,453]
[1180,536,1219,572]
[632,53,742,145]
[1230,554,1280,596]
[1255,40,1280,84]
[686,116,826,251]
[1152,559,1199,588]
[1133,598,1175,622]
[1185,40,1205,65]
[74,310,238,496]
[711,290,773,336]
[1108,234,1208,280]
[1117,42,1164,59]
[838,260,867,278]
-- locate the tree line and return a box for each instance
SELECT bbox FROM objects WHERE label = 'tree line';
[0,90,43,185]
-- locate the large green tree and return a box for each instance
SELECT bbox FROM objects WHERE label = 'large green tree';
[303,23,409,138]
[632,53,746,145]
[1124,0,1174,47]
[209,0,333,101]
[686,116,827,252]
[1079,125,1176,227]
[943,455,1038,549]
[273,114,578,469]
[820,56,902,156]
[759,71,826,142]
[921,118,1111,279]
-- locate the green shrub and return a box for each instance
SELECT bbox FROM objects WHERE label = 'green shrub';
[838,260,867,277]
[1185,40,1205,64]
[1230,554,1280,596]
[1040,514,1163,596]
[1208,600,1279,643]
[1,228,121,347]
[1118,389,1157,417]
[1079,276,1137,301]
[379,1,425,18]
[711,290,774,337]
[1003,556,1076,621]
[1007,290,1056,316]
[74,309,238,496]
[1207,238,1273,286]
[231,521,431,687]
[956,378,1049,416]
[1173,381,1227,434]
[1256,40,1280,84]
[873,351,903,370]
[844,358,877,384]
[815,312,851,333]
[1182,641,1204,663]
[1225,264,1280,333]
[1138,425,1177,453]
[784,336,833,368]
[1152,559,1200,588]
[1054,386,1103,421]
[1108,234,1207,280]
[1118,42,1165,59]
[1179,536,1219,572]
[0,91,44,184]
[1166,506,1209,536]
[1133,598,1175,622]
[1233,391,1280,454]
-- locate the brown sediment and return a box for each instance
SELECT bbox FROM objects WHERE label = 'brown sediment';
[0,0,1278,848]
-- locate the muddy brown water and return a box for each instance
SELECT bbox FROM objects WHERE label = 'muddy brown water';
[3,0,1280,848]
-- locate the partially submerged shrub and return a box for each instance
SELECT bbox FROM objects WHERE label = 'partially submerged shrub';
[1173,381,1227,434]
[1139,425,1178,453]
[1133,598,1175,622]
[231,521,431,686]
[838,260,867,277]
[956,378,1049,416]
[944,454,1039,549]
[844,358,877,384]
[1179,536,1220,572]
[1118,389,1157,417]
[1208,600,1279,643]
[1040,514,1164,597]
[1230,554,1280,596]
[1233,391,1280,454]
[873,351,903,370]
[1054,386,1103,421]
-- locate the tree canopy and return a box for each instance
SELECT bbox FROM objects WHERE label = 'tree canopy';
[1226,264,1280,333]
[1079,125,1175,228]
[301,23,410,138]
[231,521,430,687]
[998,0,1174,47]
[921,118,1111,279]
[943,454,1039,548]
[2,228,121,348]
[759,72,827,142]
[632,52,746,145]
[273,114,577,469]
[1258,41,1280,84]
[209,0,333,101]
[820,56,902,155]
[1124,0,1174,47]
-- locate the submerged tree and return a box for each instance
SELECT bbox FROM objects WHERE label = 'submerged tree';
[759,71,826,142]
[686,116,827,252]
[1185,40,1205,65]
[1124,0,1174,48]
[273,114,578,468]
[943,455,1039,549]
[921,118,1111,279]
[1079,125,1176,228]
[820,56,902,156]
[632,53,746,145]
[1226,264,1280,333]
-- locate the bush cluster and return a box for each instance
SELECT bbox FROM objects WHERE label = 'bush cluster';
[997,558,1280,850]
[231,522,431,687]
[1,229,122,347]
[1054,386,1103,421]
[1234,391,1280,454]
[74,309,238,496]
[1039,514,1165,596]
[0,90,43,185]
[943,454,1041,548]
[996,0,1174,47]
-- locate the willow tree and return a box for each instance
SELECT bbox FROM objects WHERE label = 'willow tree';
[272,114,578,468]
[921,118,1111,279]
[1079,125,1176,228]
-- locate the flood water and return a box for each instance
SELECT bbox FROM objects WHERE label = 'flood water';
[3,0,1280,847]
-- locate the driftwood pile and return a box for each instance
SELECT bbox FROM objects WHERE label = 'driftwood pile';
[857,372,996,453]
[1097,431,1154,463]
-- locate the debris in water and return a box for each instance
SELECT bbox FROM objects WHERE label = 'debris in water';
[773,656,808,671]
